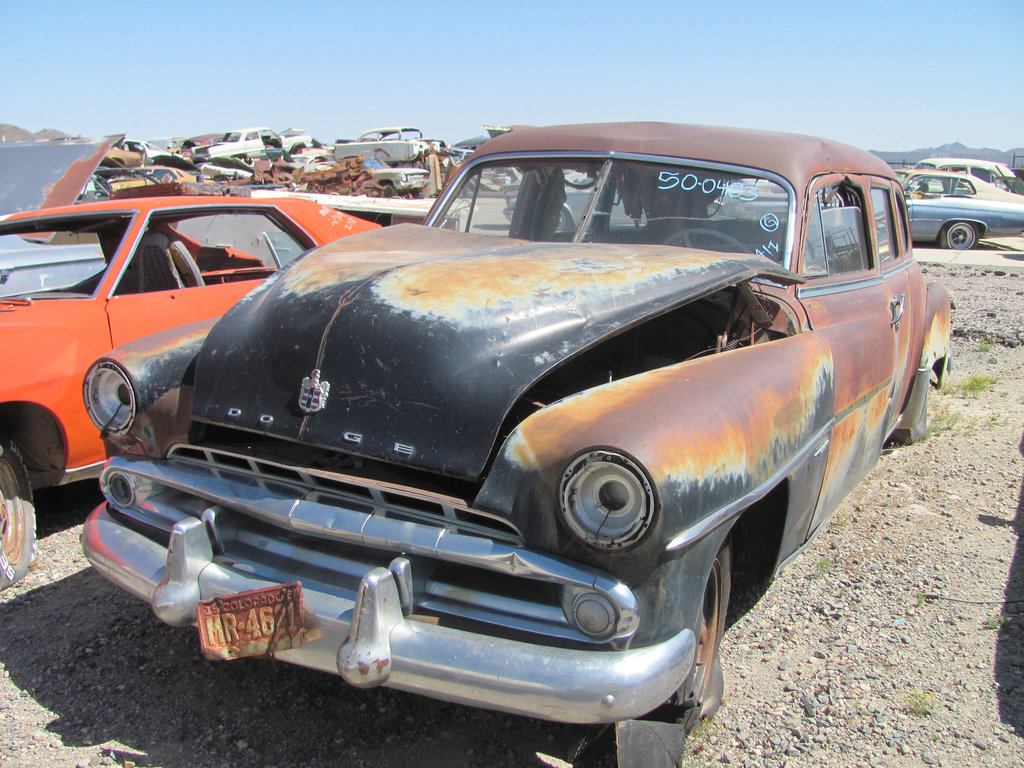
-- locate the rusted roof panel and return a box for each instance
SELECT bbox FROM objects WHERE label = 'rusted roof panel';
[469,122,895,189]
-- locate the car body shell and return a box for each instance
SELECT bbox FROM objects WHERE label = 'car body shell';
[191,128,309,162]
[0,196,377,491]
[81,123,950,727]
[333,126,440,165]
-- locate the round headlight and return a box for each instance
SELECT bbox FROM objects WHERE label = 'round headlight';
[559,451,655,548]
[83,362,137,435]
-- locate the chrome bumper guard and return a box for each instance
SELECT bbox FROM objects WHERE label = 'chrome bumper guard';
[82,456,696,723]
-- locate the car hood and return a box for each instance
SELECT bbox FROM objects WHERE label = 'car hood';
[0,136,120,216]
[191,224,798,480]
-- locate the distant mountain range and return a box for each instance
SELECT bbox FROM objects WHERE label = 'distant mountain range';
[0,124,73,142]
[1,123,1021,169]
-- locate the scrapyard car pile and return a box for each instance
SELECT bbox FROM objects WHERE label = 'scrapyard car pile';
[78,123,951,762]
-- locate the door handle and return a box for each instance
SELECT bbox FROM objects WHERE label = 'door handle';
[890,293,906,329]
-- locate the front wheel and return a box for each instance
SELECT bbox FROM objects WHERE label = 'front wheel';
[0,434,35,592]
[681,538,731,732]
[941,221,978,250]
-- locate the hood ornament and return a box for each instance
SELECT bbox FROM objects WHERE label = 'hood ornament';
[299,368,331,413]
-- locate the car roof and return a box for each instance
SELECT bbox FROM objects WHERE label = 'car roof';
[468,122,895,186]
[920,157,1013,171]
[360,127,421,136]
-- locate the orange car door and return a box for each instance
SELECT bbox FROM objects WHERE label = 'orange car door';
[105,279,261,348]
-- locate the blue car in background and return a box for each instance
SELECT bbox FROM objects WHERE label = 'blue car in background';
[906,190,1024,249]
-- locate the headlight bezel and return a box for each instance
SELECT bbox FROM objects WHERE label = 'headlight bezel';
[83,361,137,435]
[559,450,656,549]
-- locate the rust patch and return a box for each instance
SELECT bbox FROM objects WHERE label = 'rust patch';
[266,224,739,304]
[506,333,833,491]
[921,285,951,367]
[372,251,730,327]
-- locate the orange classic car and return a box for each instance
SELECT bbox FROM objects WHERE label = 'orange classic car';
[0,195,377,590]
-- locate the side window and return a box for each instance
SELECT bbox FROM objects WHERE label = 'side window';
[114,212,303,295]
[804,183,868,277]
[953,178,976,196]
[894,187,912,253]
[870,187,896,262]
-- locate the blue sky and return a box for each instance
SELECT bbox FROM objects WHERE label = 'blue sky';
[3,0,1022,152]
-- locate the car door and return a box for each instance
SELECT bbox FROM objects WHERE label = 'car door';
[104,209,297,347]
[872,182,924,437]
[797,175,901,537]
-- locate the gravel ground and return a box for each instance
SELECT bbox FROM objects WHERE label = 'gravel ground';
[2,261,1023,768]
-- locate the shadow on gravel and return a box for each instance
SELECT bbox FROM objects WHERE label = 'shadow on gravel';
[0,569,615,768]
[33,480,104,537]
[994,431,1024,735]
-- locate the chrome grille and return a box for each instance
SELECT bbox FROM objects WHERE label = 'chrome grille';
[167,444,523,544]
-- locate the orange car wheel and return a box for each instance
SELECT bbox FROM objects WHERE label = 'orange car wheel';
[0,434,35,592]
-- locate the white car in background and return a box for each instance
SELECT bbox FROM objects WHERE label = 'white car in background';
[192,128,314,162]
[914,157,1024,195]
[333,127,441,165]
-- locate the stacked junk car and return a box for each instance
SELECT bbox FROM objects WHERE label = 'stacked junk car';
[64,123,950,765]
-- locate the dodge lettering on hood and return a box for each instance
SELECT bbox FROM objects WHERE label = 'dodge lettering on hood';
[80,123,950,757]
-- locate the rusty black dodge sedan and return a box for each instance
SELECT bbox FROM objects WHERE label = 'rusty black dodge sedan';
[81,123,951,755]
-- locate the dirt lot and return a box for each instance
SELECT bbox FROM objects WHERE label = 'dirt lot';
[2,260,1023,768]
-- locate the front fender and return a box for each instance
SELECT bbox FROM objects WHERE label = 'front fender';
[90,318,215,459]
[475,333,835,642]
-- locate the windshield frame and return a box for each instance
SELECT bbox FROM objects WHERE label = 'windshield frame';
[427,150,799,270]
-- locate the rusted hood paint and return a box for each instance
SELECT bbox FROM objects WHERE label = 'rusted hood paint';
[191,225,799,480]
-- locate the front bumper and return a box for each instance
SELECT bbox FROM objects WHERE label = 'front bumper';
[81,455,696,723]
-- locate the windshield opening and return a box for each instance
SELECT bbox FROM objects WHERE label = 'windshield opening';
[434,157,791,263]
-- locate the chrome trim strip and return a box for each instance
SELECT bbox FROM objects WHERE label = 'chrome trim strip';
[880,258,913,280]
[56,460,104,486]
[666,419,835,552]
[797,273,885,298]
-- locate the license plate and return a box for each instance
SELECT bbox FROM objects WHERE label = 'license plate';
[196,582,304,660]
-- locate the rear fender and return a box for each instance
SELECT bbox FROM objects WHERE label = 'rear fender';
[893,281,952,435]
[921,282,952,384]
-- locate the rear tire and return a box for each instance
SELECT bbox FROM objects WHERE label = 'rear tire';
[941,221,978,250]
[681,538,731,733]
[0,434,35,592]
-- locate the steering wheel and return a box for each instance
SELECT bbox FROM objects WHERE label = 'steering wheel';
[664,228,752,253]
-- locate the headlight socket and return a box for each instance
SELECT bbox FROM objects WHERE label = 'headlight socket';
[559,450,655,549]
[83,361,137,435]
